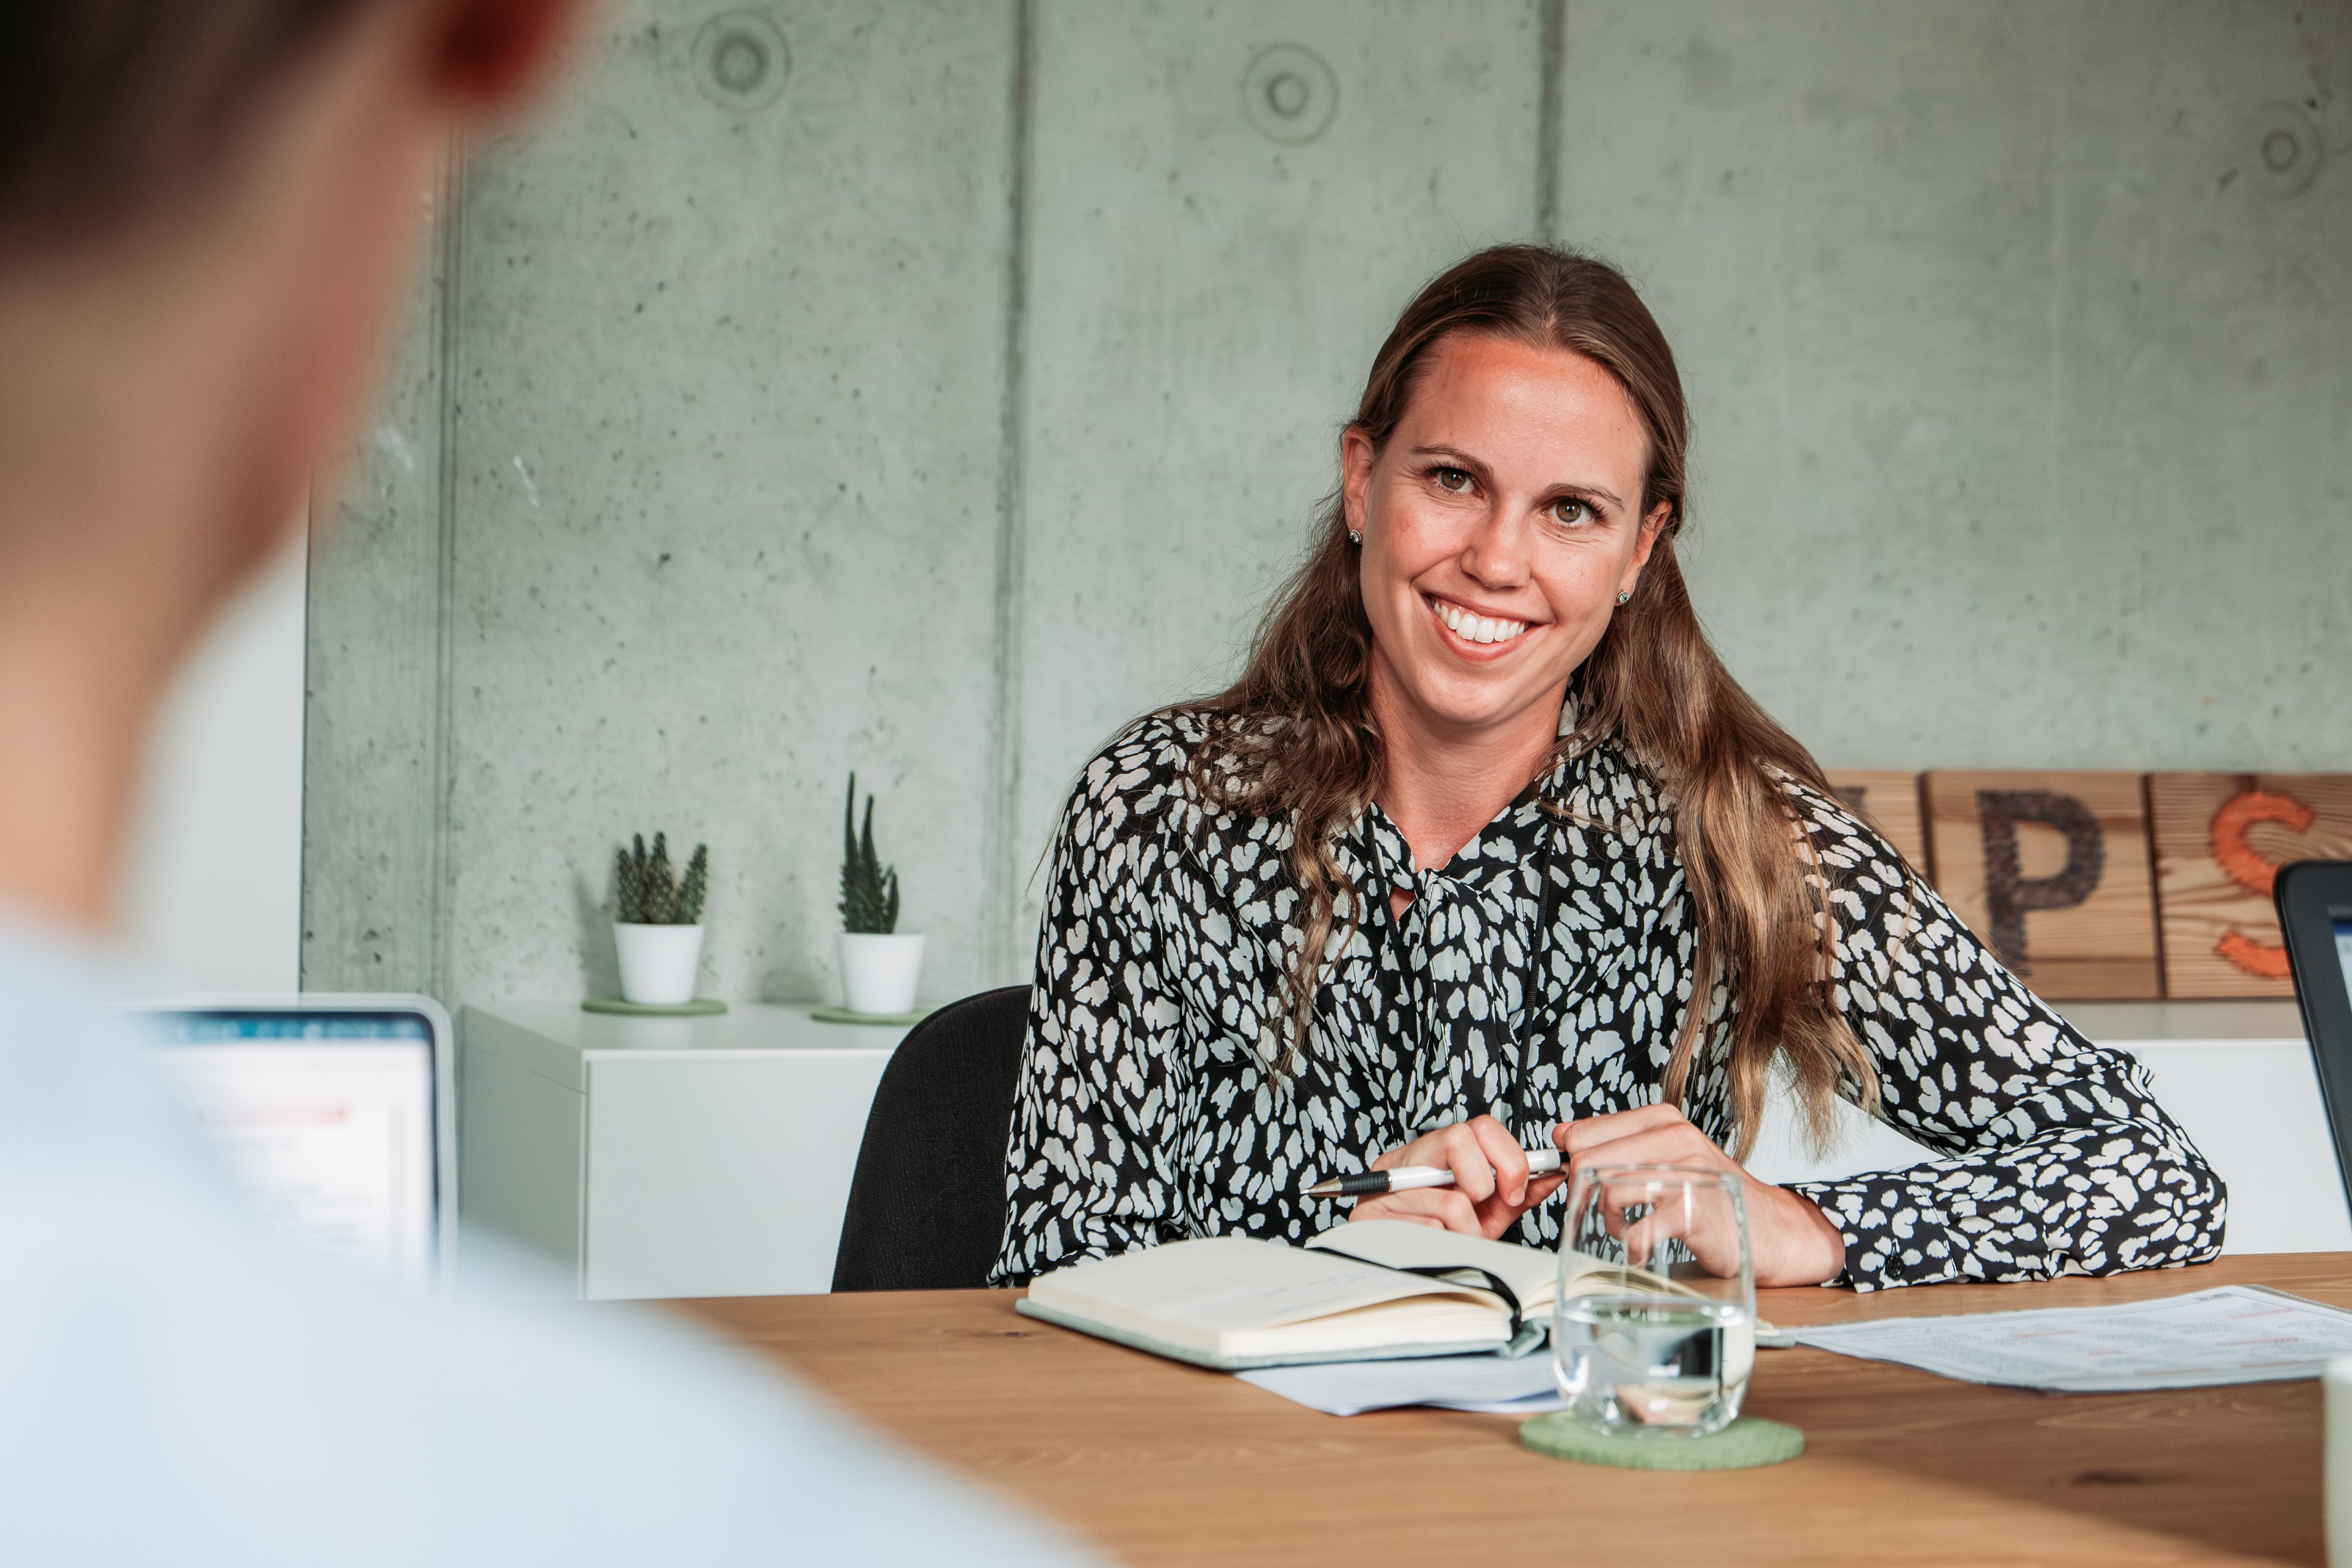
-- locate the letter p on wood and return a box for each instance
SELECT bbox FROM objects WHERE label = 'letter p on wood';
[1975,790,2106,976]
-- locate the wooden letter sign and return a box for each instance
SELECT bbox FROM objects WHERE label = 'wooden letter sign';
[1921,771,2160,1000]
[2148,773,2352,998]
[1822,769,1931,875]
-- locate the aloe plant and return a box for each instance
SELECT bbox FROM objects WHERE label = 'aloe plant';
[615,832,708,925]
[839,773,900,934]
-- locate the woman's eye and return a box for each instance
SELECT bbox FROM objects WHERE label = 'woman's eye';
[1551,497,1591,526]
[1435,468,1473,493]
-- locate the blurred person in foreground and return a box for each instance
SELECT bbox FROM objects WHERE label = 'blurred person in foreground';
[0,4,1094,1564]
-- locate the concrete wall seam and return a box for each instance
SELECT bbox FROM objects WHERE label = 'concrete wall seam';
[983,0,1039,984]
[1537,0,1564,243]
[430,142,466,1003]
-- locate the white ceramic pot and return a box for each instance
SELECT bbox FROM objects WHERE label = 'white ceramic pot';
[615,922,705,1006]
[838,931,925,1016]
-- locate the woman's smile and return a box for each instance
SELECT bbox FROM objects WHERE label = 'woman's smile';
[1425,592,1535,655]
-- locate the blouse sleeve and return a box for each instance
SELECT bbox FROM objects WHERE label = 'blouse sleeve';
[1781,788,2227,1292]
[988,751,1190,1287]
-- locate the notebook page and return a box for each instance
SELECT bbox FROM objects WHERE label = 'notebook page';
[1304,1221,1559,1307]
[1220,1296,1512,1359]
[1028,1236,1499,1336]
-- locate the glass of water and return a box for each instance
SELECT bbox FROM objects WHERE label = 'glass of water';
[1553,1163,1756,1438]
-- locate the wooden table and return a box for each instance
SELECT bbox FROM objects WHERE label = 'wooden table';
[677,1254,2350,1566]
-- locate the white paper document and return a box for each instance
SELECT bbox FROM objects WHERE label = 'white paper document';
[1794,1285,2352,1393]
[1238,1354,1564,1417]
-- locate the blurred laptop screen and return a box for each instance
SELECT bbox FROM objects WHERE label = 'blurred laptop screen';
[2337,918,2352,1011]
[149,1011,437,1287]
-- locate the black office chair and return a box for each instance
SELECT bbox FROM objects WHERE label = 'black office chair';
[831,985,1031,1291]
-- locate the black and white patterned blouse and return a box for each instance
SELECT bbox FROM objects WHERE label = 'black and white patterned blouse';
[991,709,2225,1291]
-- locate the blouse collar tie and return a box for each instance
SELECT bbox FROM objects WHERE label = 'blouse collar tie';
[1361,783,1561,1142]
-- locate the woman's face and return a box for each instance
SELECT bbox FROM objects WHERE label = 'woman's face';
[1344,332,1669,746]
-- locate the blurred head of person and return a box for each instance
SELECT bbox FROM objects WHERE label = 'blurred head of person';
[0,0,585,926]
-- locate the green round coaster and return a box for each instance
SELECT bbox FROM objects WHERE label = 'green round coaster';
[1519,1413,1804,1471]
[809,1005,933,1027]
[581,997,728,1017]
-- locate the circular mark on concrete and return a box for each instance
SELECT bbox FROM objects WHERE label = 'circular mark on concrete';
[2243,102,2323,197]
[1243,44,1337,144]
[693,10,789,112]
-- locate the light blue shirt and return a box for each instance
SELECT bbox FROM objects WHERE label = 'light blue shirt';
[0,918,1096,1567]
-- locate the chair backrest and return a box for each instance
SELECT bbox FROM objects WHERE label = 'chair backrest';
[831,985,1030,1292]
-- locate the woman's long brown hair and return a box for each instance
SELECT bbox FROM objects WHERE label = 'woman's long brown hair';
[1185,243,1877,1156]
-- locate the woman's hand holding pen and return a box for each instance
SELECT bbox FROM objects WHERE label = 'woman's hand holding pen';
[1347,1114,1568,1240]
[1346,1104,1849,1286]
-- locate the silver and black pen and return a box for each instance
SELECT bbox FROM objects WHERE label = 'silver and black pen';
[1304,1147,1564,1198]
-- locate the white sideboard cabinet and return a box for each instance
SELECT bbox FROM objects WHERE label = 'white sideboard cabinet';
[458,1002,912,1299]
[461,997,2348,1300]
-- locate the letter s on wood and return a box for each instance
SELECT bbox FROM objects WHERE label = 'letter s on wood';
[2209,789,2316,980]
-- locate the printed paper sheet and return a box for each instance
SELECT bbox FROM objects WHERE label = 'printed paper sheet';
[1794,1285,2352,1393]
[1238,1353,1563,1416]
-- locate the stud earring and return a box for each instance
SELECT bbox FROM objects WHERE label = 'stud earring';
[1348,529,1362,545]
[1615,590,1631,605]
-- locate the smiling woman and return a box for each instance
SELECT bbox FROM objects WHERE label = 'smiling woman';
[991,245,2225,1294]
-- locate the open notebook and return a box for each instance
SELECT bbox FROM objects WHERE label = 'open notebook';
[1016,1221,1686,1372]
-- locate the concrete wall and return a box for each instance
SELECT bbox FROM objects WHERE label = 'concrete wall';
[1011,0,1544,951]
[305,0,2352,1011]
[303,148,451,998]
[1563,0,2352,772]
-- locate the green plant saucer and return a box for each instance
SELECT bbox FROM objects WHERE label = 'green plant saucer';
[582,997,728,1017]
[1519,1413,1804,1470]
[810,1005,933,1027]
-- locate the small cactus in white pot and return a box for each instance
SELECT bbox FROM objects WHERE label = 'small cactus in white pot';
[838,774,922,1015]
[614,832,709,1005]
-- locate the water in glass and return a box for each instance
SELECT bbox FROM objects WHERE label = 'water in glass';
[1554,1292,1749,1433]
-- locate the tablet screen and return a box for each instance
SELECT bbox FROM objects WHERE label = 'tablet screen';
[149,1011,437,1287]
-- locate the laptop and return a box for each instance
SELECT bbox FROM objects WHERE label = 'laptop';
[130,993,456,1291]
[2277,863,2352,1218]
